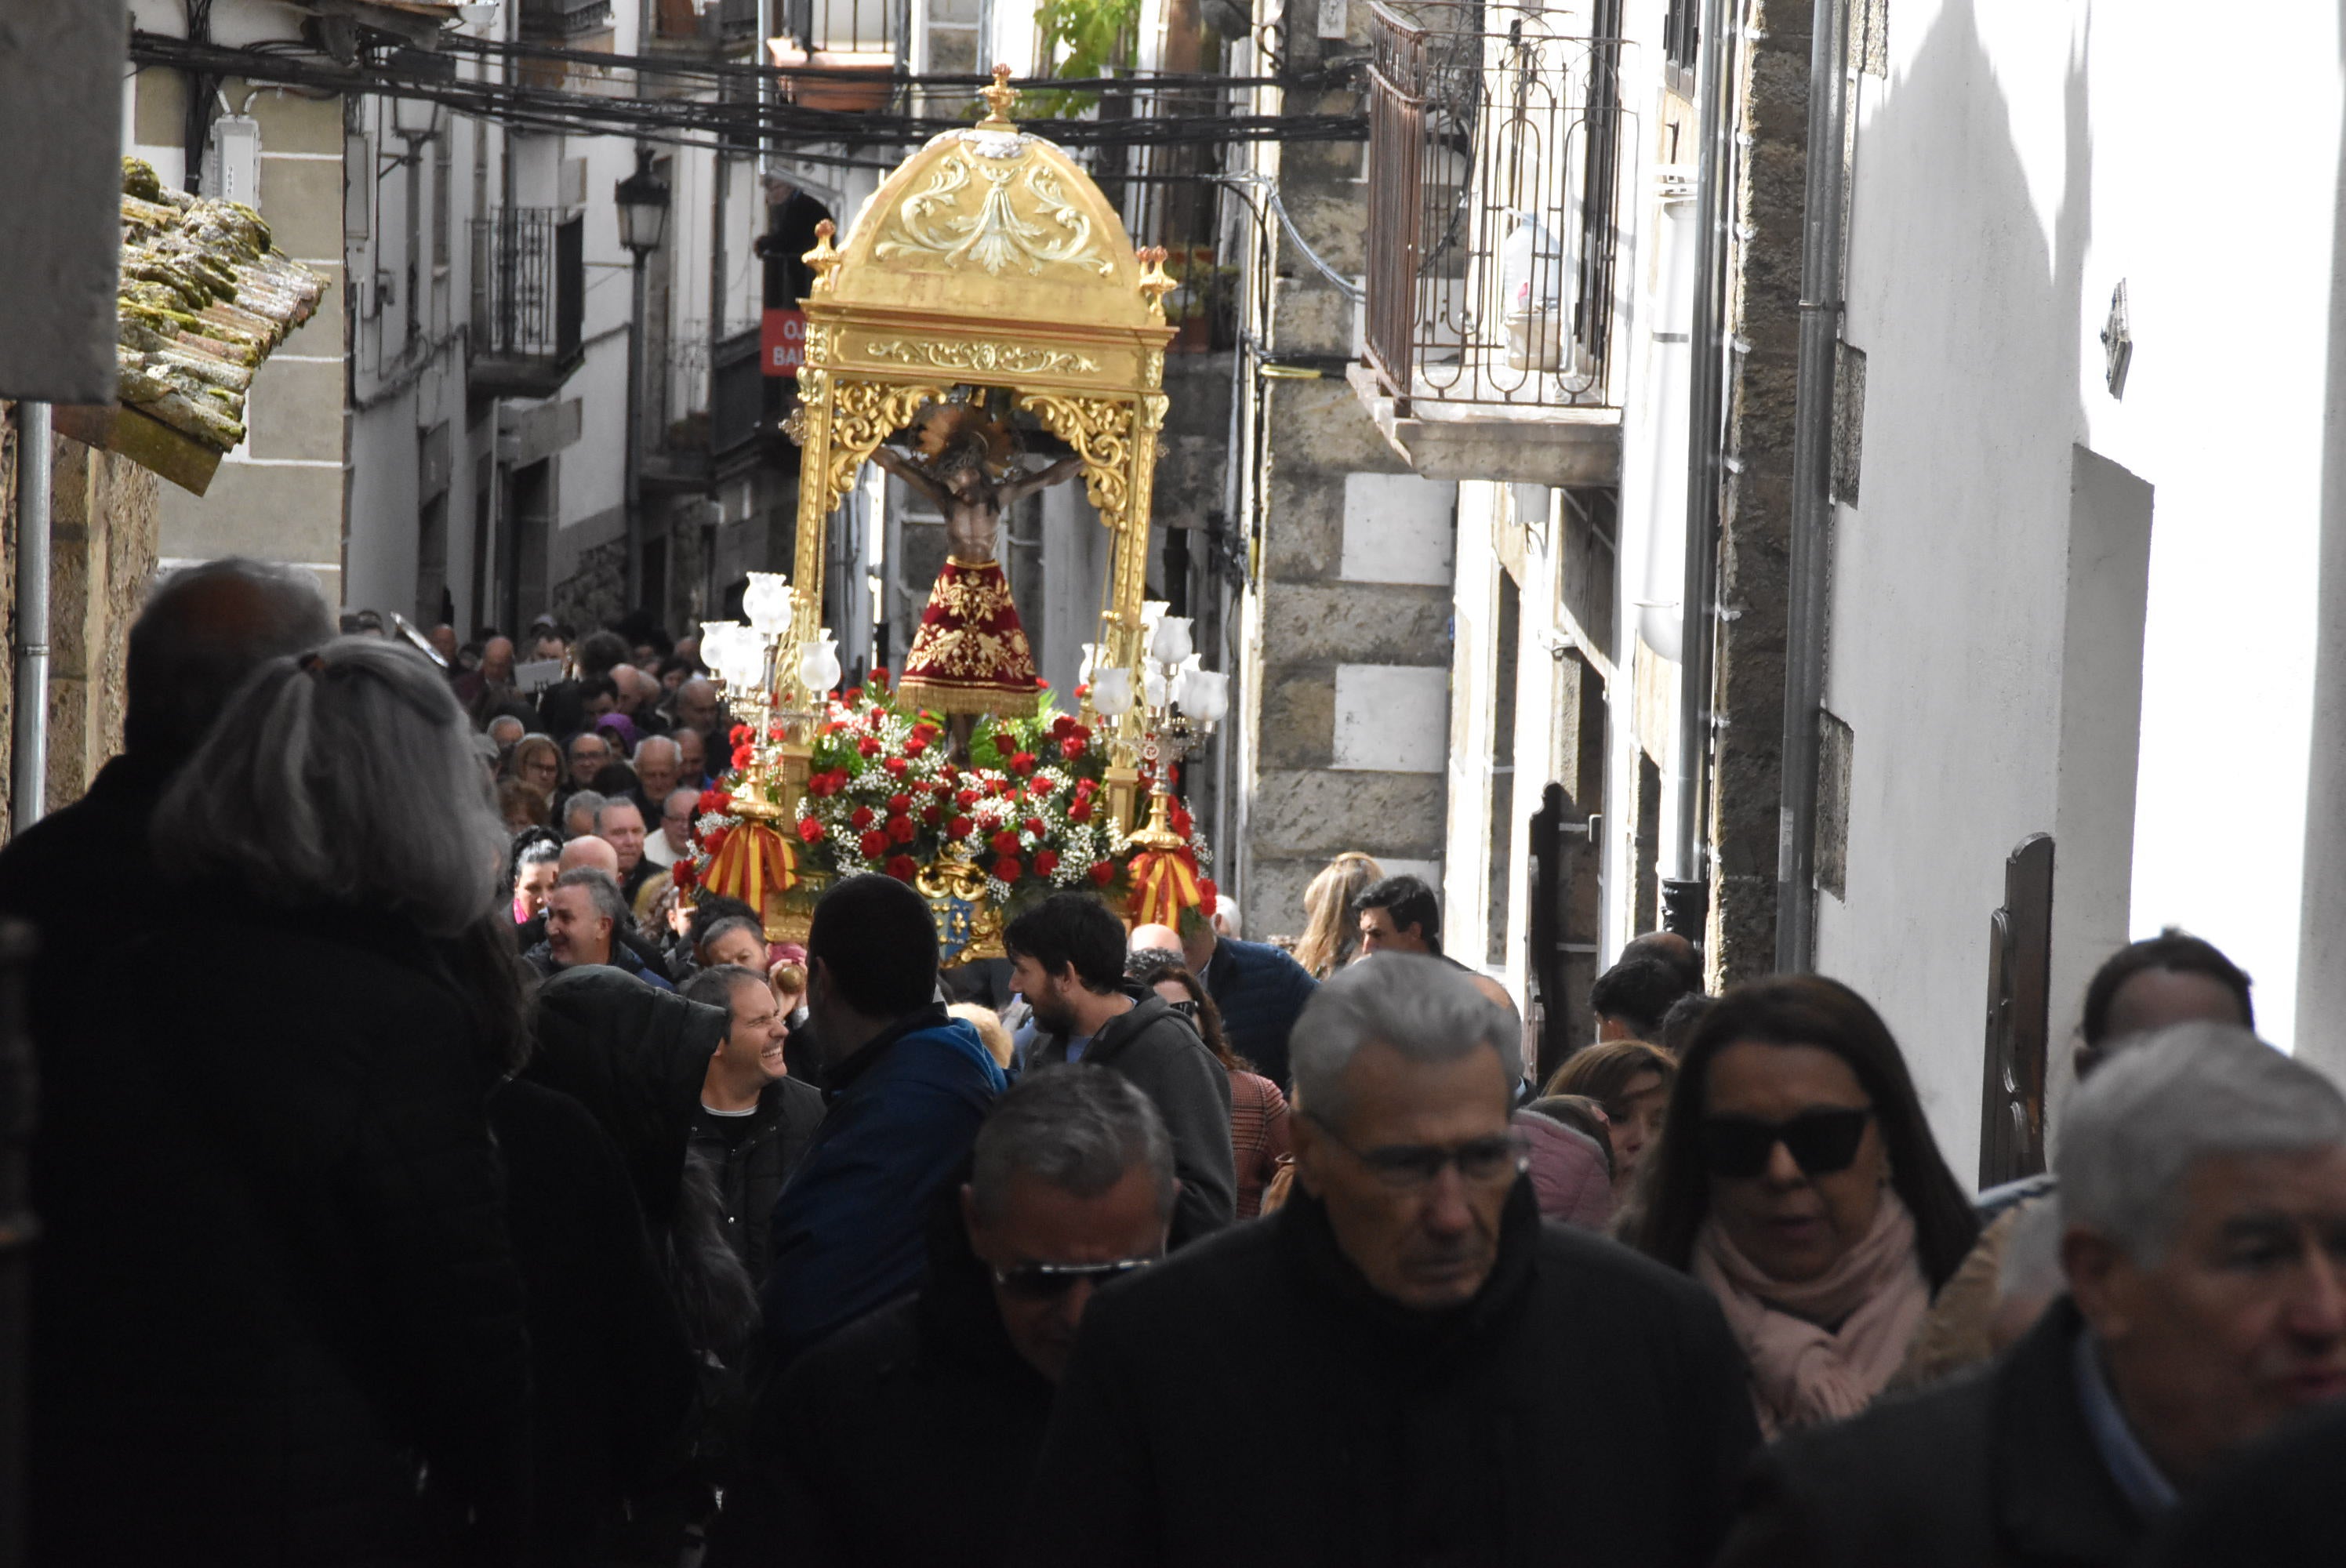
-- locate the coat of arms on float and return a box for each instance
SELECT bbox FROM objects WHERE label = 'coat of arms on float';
[677,68,1227,964]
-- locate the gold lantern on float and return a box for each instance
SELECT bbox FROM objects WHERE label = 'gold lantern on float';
[778,66,1177,833]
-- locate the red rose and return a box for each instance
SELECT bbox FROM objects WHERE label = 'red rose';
[859,829,889,858]
[1076,682,1091,700]
[992,856,1022,883]
[1060,737,1086,760]
[870,666,890,688]
[1088,860,1116,887]
[844,688,863,705]
[1068,800,1092,823]
[1026,779,1053,801]
[990,829,1021,856]
[806,771,833,798]
[1037,681,1051,691]
[1009,752,1037,775]
[732,744,755,771]
[797,818,825,844]
[955,789,980,810]
[1024,817,1047,838]
[673,858,697,889]
[856,736,882,758]
[1051,714,1076,739]
[887,815,917,844]
[922,805,942,826]
[702,826,729,858]
[849,804,876,830]
[933,778,956,797]
[904,738,928,757]
[729,724,752,746]
[950,815,975,839]
[829,770,852,793]
[887,793,912,815]
[1198,877,1219,916]
[1034,849,1061,878]
[697,789,728,815]
[883,757,909,777]
[1170,805,1194,838]
[1072,724,1092,744]
[885,854,918,881]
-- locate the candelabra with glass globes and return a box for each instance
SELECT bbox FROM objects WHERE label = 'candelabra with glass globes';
[1089,603,1230,850]
[699,571,830,822]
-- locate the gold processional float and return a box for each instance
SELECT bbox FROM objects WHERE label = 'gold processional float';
[681,69,1228,963]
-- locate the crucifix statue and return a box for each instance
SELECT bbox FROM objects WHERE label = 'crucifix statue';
[872,403,1084,720]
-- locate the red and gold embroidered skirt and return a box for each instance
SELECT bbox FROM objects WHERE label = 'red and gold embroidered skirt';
[896,557,1041,717]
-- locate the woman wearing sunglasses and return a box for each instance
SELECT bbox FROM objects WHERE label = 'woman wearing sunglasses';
[1627,975,1978,1435]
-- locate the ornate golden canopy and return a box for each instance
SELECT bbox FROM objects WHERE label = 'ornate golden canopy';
[783,66,1177,825]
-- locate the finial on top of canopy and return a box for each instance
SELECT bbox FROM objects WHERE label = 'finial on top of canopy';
[979,64,1020,129]
[803,219,842,292]
[1136,247,1177,321]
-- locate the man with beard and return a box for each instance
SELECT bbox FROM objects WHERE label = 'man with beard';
[1008,894,1233,1248]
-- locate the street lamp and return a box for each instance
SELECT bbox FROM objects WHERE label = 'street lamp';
[616,145,671,613]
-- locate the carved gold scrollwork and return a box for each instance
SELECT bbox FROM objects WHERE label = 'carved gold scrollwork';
[861,339,1101,377]
[1016,394,1135,530]
[876,147,1109,278]
[823,379,950,517]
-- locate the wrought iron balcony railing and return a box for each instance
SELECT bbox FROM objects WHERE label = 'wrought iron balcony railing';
[469,209,585,399]
[1363,2,1631,416]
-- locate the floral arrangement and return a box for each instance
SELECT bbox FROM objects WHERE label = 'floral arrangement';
[684,670,1217,918]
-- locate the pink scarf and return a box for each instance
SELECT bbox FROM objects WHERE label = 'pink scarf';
[1694,1189,1931,1436]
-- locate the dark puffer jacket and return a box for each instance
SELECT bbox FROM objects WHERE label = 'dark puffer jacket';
[31,900,532,1566]
[688,1075,825,1287]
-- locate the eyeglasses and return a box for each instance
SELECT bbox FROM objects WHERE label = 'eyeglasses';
[990,1257,1157,1301]
[1696,1107,1873,1180]
[1164,997,1198,1018]
[1306,1112,1531,1191]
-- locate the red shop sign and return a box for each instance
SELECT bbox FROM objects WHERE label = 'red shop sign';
[762,308,808,378]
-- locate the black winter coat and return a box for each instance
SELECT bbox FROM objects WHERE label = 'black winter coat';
[1714,1300,2149,1568]
[489,1080,702,1566]
[1034,990,1235,1247]
[31,899,532,1566]
[707,1185,1055,1568]
[687,1074,825,1287]
[1016,1180,1758,1568]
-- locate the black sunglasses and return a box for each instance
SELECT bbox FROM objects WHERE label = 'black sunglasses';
[1164,997,1199,1018]
[990,1257,1156,1301]
[1697,1107,1873,1180]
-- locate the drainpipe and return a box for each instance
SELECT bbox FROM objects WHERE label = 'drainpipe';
[1775,0,1855,972]
[1666,0,1739,947]
[11,402,53,833]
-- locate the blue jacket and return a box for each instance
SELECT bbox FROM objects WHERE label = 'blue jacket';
[762,1007,1007,1362]
[1202,937,1318,1091]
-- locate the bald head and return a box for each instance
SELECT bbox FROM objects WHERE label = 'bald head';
[559,835,621,877]
[481,636,514,683]
[126,558,336,761]
[1128,923,1182,956]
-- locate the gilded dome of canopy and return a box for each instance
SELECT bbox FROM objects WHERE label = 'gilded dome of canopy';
[812,72,1169,336]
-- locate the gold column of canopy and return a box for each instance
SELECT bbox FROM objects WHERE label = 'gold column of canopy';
[781,66,1178,829]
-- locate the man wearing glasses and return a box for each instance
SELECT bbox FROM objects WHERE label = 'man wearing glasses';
[711,1068,1174,1568]
[1017,953,1760,1567]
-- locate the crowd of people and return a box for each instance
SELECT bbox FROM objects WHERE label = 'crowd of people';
[5,557,2345,1567]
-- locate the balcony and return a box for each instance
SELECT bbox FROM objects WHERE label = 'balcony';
[768,0,900,113]
[645,321,768,487]
[469,209,585,400]
[517,0,613,38]
[1353,2,1629,488]
[648,0,763,56]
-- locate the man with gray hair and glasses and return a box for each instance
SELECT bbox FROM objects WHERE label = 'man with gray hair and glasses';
[1716,1024,2346,1568]
[1016,953,1758,1567]
[712,1066,1175,1568]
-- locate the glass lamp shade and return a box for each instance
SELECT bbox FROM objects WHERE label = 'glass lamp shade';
[1078,642,1102,685]
[1091,666,1135,717]
[709,622,766,692]
[391,93,438,139]
[799,636,843,695]
[742,572,794,636]
[699,621,745,684]
[1148,615,1193,667]
[1166,655,1200,710]
[1183,669,1230,724]
[1143,667,1168,711]
[615,151,671,256]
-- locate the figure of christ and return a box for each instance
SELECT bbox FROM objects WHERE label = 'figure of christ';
[872,441,1084,722]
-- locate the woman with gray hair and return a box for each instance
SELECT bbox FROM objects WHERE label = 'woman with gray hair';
[32,636,533,1563]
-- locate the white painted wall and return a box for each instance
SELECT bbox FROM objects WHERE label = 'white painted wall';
[1814,0,2346,1176]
